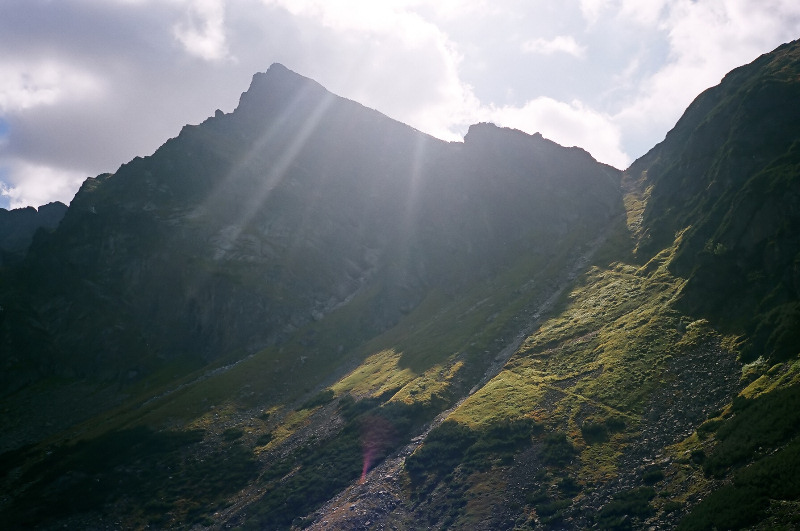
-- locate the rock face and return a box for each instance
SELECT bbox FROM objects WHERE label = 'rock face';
[0,202,67,264]
[631,38,800,361]
[0,63,621,392]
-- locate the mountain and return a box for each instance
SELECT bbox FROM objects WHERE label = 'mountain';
[631,39,800,363]
[1,40,799,530]
[0,63,620,403]
[0,201,67,265]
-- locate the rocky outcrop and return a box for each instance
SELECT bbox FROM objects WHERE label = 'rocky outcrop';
[0,202,67,264]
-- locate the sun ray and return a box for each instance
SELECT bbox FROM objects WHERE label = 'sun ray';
[192,80,336,258]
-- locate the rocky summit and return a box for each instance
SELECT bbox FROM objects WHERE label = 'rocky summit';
[1,39,800,530]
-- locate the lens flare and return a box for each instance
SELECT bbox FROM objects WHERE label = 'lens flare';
[359,414,395,484]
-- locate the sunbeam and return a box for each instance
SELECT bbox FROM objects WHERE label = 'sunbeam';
[191,77,337,256]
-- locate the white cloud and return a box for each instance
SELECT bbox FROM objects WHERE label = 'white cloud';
[173,0,230,61]
[2,0,800,207]
[581,0,669,26]
[0,61,103,112]
[522,35,586,58]
[0,160,86,209]
[579,0,612,24]
[258,0,480,141]
[612,0,800,154]
[487,97,630,169]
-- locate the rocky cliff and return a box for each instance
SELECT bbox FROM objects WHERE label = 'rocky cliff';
[0,201,66,264]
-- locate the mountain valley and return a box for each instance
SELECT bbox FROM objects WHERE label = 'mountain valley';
[1,39,800,530]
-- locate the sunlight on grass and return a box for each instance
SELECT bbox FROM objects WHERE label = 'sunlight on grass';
[441,211,719,499]
[258,408,314,452]
[187,402,238,431]
[580,442,623,483]
[740,358,800,399]
[391,359,464,406]
[331,349,416,398]
[450,370,547,428]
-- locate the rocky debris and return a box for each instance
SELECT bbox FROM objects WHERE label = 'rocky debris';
[571,341,742,528]
[283,218,622,530]
[301,449,414,530]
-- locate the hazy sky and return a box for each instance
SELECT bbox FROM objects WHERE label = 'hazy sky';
[1,0,799,209]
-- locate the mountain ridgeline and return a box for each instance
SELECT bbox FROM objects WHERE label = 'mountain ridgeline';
[0,40,799,530]
[2,64,620,393]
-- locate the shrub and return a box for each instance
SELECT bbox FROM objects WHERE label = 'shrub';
[255,432,273,446]
[696,419,723,439]
[406,421,477,483]
[677,485,767,531]
[704,384,800,476]
[581,421,609,444]
[3,427,256,529]
[299,389,335,410]
[542,432,576,467]
[596,487,655,530]
[604,416,626,433]
[222,427,244,441]
[558,475,582,497]
[463,419,539,470]
[642,465,664,485]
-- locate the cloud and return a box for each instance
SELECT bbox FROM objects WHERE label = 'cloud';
[487,97,630,169]
[580,0,668,26]
[579,0,611,24]
[0,159,86,209]
[258,0,480,140]
[1,0,800,207]
[611,0,800,155]
[173,0,231,61]
[0,61,103,112]
[0,0,259,207]
[522,35,586,58]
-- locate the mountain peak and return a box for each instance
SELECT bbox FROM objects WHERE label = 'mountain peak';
[235,63,328,117]
[463,121,599,162]
[464,122,542,142]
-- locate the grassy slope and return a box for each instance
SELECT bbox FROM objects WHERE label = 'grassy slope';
[4,46,800,530]
[403,170,800,530]
[0,209,594,528]
[407,186,699,528]
[2,171,797,530]
[2,180,797,530]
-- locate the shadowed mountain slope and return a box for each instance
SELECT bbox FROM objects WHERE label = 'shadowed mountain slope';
[1,40,800,531]
[0,201,66,265]
[630,39,800,362]
[0,63,620,421]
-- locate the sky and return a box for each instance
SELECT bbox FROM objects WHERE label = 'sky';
[1,1,799,209]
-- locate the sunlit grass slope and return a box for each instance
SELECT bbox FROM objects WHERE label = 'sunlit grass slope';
[399,165,744,527]
[405,167,800,529]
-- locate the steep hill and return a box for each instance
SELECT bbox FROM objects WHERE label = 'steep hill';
[1,40,799,530]
[631,39,800,363]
